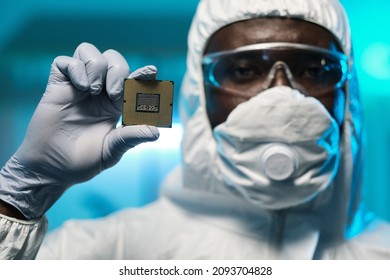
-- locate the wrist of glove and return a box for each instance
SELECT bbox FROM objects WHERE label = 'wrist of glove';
[0,156,69,220]
[0,43,160,220]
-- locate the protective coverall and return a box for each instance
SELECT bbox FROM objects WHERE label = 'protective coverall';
[1,0,390,259]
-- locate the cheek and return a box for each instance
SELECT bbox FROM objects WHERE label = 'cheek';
[205,87,249,128]
[309,89,344,126]
[317,94,335,114]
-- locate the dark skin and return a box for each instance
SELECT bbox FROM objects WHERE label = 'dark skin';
[204,18,345,128]
[0,200,27,220]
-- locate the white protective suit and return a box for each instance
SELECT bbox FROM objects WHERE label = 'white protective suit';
[2,0,390,260]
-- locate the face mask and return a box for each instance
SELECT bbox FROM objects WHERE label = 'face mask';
[213,86,340,210]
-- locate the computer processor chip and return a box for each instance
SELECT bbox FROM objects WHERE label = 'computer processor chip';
[122,79,174,128]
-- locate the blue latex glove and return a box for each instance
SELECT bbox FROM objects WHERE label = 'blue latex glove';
[0,43,160,219]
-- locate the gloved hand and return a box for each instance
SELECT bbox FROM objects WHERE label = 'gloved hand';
[0,42,160,220]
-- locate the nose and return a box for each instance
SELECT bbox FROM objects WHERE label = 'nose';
[268,67,293,88]
[264,61,296,90]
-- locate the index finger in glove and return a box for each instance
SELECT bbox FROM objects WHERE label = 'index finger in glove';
[50,56,90,91]
[73,42,108,95]
[103,49,130,101]
[129,65,158,80]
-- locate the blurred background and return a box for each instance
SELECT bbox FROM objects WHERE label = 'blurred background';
[1,0,390,231]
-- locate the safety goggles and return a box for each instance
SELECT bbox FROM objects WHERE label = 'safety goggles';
[202,42,349,95]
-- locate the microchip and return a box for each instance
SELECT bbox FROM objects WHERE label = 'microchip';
[122,79,174,128]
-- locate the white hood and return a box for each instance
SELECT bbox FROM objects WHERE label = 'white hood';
[165,0,369,248]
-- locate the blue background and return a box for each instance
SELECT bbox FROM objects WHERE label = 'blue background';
[1,0,389,231]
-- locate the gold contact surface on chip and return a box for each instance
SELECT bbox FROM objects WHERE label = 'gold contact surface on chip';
[122,79,174,128]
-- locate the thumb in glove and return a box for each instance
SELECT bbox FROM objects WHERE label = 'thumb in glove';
[102,125,159,170]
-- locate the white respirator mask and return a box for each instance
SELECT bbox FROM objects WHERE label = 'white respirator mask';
[212,86,340,210]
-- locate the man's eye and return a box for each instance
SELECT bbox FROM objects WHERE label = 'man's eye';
[302,65,332,80]
[229,65,259,82]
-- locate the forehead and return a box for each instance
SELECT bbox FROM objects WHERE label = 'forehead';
[204,18,342,54]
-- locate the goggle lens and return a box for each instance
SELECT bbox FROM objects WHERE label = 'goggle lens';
[202,43,348,94]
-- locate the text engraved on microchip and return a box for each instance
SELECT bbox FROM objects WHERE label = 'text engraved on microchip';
[136,93,160,113]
